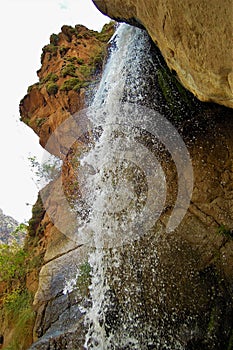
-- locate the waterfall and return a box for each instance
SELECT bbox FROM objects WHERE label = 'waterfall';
[79,24,150,349]
[78,23,191,350]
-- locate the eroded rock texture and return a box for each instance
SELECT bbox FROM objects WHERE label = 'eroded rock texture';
[93,0,233,108]
[18,23,115,349]
[17,22,233,350]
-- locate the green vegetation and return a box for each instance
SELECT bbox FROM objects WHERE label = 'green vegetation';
[27,83,39,93]
[61,25,77,41]
[28,155,61,188]
[60,77,86,92]
[61,63,77,77]
[41,72,58,84]
[89,51,105,71]
[50,33,59,46]
[0,237,39,349]
[21,117,31,126]
[3,288,33,319]
[217,225,233,239]
[59,45,69,57]
[0,243,28,283]
[65,56,84,65]
[95,21,116,42]
[28,194,45,237]
[76,262,91,297]
[46,82,58,95]
[35,117,46,127]
[77,58,84,65]
[11,223,27,241]
[157,64,195,121]
[41,44,58,62]
[42,43,57,55]
[2,289,35,350]
[79,64,93,78]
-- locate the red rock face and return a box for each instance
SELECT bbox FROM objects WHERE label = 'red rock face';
[13,19,233,350]
[20,23,115,153]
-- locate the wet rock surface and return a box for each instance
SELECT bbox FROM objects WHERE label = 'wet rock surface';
[93,0,233,108]
[17,22,233,350]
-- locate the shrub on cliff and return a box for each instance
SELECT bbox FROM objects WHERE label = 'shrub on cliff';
[61,25,77,42]
[0,251,35,349]
[61,63,77,77]
[60,77,80,91]
[50,33,59,46]
[46,82,58,95]
[0,243,27,283]
[28,195,45,237]
[41,72,58,84]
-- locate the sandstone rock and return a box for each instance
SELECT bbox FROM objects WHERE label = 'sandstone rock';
[17,21,233,349]
[93,0,233,108]
[20,23,115,152]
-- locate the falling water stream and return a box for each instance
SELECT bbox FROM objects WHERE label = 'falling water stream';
[78,23,186,350]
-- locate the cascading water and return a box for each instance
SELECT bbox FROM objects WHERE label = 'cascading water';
[81,24,148,349]
[78,23,190,350]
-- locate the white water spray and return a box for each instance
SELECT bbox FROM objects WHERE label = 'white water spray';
[82,23,154,349]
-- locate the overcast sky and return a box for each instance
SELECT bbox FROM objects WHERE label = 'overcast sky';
[0,0,109,222]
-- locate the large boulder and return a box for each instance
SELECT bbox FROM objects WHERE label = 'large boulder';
[93,0,233,108]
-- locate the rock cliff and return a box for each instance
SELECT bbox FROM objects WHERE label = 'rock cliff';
[0,23,114,350]
[19,23,114,350]
[93,0,233,109]
[0,209,24,245]
[1,16,232,350]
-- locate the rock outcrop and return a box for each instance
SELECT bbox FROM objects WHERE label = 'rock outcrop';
[17,23,115,350]
[93,0,233,108]
[0,209,24,244]
[7,19,233,350]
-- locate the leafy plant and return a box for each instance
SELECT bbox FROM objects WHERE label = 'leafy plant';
[42,43,57,55]
[27,83,39,93]
[11,223,27,237]
[217,225,233,238]
[60,77,80,91]
[41,72,58,84]
[95,21,116,42]
[2,289,35,350]
[41,44,58,62]
[27,194,45,237]
[61,25,77,41]
[76,262,91,297]
[0,243,28,283]
[61,63,77,77]
[77,58,84,65]
[79,64,93,78]
[50,33,59,45]
[46,82,58,95]
[35,117,46,127]
[59,45,69,57]
[66,56,78,63]
[28,155,61,186]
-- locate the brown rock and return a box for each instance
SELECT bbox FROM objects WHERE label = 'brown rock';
[93,0,233,108]
[20,23,115,153]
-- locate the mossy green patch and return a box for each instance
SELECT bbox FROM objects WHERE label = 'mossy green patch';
[46,82,58,95]
[61,63,77,78]
[217,224,233,239]
[76,262,91,297]
[28,194,45,237]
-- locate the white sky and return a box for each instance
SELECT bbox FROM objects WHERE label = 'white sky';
[0,0,109,222]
